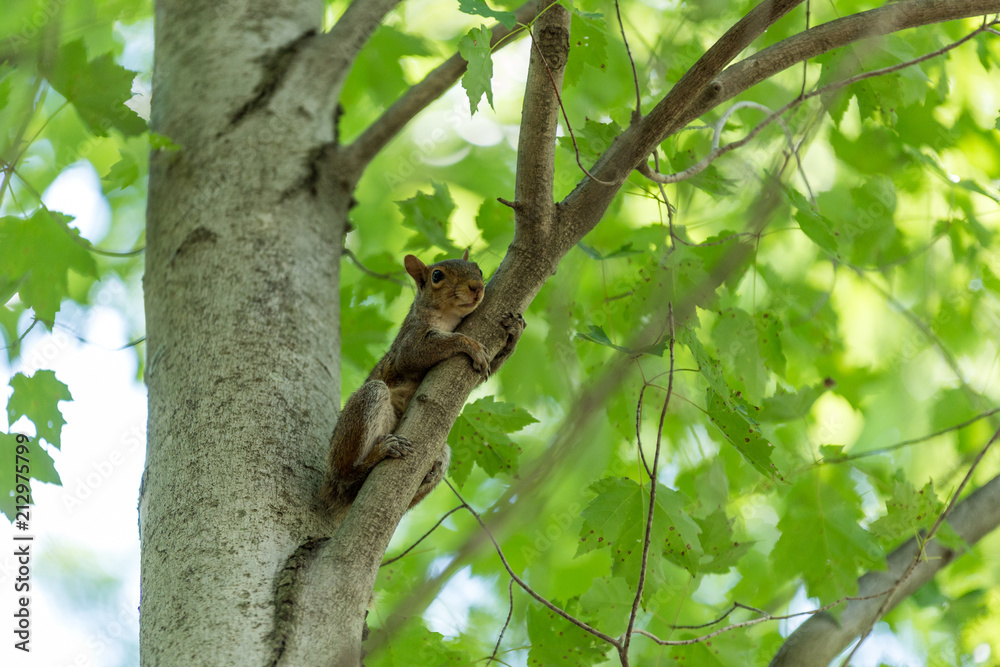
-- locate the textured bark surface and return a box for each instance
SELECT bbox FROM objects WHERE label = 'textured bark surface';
[140,0,345,663]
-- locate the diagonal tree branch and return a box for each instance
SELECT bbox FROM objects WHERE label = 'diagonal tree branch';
[839,427,999,665]
[771,464,1000,666]
[557,0,804,240]
[677,0,1000,132]
[560,0,1000,244]
[639,17,994,185]
[342,1,544,171]
[317,0,405,77]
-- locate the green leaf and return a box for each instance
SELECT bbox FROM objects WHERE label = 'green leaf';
[576,324,666,356]
[0,71,13,111]
[395,183,460,254]
[103,152,140,191]
[786,187,839,256]
[564,11,608,88]
[0,432,62,521]
[149,132,181,151]
[338,297,394,373]
[760,382,829,422]
[678,324,730,404]
[347,251,406,304]
[696,509,752,574]
[0,210,99,323]
[712,308,771,404]
[458,25,494,114]
[705,388,785,483]
[819,444,845,461]
[6,370,73,448]
[576,240,642,261]
[578,477,702,577]
[773,469,884,600]
[375,619,473,666]
[578,576,635,636]
[456,0,516,29]
[558,119,621,166]
[42,39,146,137]
[343,25,434,110]
[474,197,513,246]
[869,474,942,547]
[447,396,536,486]
[527,598,608,666]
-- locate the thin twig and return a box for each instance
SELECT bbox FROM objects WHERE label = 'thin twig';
[621,304,675,662]
[343,248,411,288]
[0,77,44,202]
[635,381,654,479]
[47,321,146,351]
[669,601,767,630]
[614,0,642,122]
[633,587,894,646]
[841,426,1000,666]
[343,1,543,169]
[650,150,675,247]
[527,33,616,186]
[0,318,38,351]
[444,479,620,646]
[485,579,515,666]
[3,162,146,257]
[380,505,463,567]
[817,406,1000,466]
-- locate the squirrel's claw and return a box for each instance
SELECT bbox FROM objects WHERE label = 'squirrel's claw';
[378,434,414,458]
[500,312,526,337]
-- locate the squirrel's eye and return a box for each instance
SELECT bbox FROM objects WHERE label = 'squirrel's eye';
[432,269,444,283]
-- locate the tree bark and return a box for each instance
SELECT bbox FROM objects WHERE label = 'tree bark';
[141,0,350,663]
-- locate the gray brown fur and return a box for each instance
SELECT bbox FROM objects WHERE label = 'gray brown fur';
[319,251,525,518]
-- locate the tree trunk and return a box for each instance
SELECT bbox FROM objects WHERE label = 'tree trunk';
[140,0,351,663]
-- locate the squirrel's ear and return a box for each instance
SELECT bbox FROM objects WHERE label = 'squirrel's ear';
[403,255,427,286]
[461,248,470,262]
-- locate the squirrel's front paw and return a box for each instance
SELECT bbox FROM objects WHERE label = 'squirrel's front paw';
[377,434,414,459]
[500,312,526,338]
[468,340,491,379]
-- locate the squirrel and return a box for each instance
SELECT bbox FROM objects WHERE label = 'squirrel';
[319,250,525,518]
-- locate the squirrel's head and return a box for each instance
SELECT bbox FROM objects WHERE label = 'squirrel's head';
[404,250,485,317]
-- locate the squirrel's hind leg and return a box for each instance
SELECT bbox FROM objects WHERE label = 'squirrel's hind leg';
[320,380,401,510]
[346,381,405,472]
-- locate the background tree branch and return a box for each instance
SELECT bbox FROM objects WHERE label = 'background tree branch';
[771,469,1000,666]
[675,0,1000,134]
[342,0,543,171]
